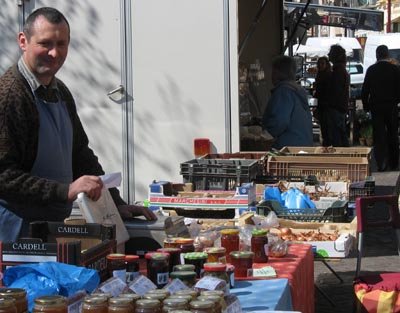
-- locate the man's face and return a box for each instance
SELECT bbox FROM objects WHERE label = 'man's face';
[18,16,69,85]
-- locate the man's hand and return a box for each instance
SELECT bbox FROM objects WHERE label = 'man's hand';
[118,204,158,221]
[68,175,103,202]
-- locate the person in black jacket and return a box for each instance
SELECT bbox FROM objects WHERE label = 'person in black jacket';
[362,45,400,171]
[326,45,350,147]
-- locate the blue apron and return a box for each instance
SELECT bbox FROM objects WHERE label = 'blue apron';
[0,90,73,241]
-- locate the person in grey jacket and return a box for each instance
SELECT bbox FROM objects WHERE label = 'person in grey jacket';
[0,7,156,241]
[262,55,313,149]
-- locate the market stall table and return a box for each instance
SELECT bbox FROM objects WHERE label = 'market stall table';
[248,243,314,313]
[231,279,293,311]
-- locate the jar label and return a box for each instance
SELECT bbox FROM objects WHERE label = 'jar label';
[164,278,189,294]
[113,269,127,282]
[100,276,127,297]
[129,275,157,296]
[157,272,169,285]
[194,276,224,290]
[126,271,140,284]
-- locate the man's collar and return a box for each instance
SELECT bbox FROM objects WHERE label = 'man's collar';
[17,57,58,93]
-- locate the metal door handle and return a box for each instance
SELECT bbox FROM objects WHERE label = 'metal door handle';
[107,85,124,97]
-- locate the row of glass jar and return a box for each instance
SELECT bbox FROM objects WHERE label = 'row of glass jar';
[86,288,225,313]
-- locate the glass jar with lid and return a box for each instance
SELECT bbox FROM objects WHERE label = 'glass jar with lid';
[157,247,181,272]
[183,252,208,278]
[251,229,268,263]
[107,253,127,281]
[147,252,170,288]
[0,288,27,313]
[220,229,239,263]
[135,299,161,313]
[33,295,68,313]
[229,251,254,277]
[189,300,214,313]
[162,298,189,312]
[173,289,198,300]
[0,297,17,313]
[125,255,140,284]
[203,247,226,263]
[169,271,197,287]
[175,238,195,254]
[202,263,229,286]
[81,296,108,313]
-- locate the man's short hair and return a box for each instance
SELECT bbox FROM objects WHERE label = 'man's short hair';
[272,55,297,82]
[328,44,347,64]
[23,7,70,40]
[376,45,389,60]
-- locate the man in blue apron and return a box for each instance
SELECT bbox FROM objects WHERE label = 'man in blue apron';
[0,7,156,241]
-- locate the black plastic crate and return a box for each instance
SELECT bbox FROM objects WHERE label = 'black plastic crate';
[257,199,348,223]
[348,177,375,202]
[180,158,260,190]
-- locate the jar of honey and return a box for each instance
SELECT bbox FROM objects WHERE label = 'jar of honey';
[147,253,170,288]
[135,299,161,313]
[0,288,27,313]
[125,255,140,284]
[251,229,268,263]
[118,294,141,310]
[183,252,208,278]
[81,296,108,313]
[189,300,214,313]
[109,297,135,313]
[107,253,127,281]
[229,251,254,277]
[203,247,226,263]
[0,297,17,313]
[169,271,197,287]
[157,247,181,272]
[162,298,189,312]
[220,229,239,263]
[33,295,68,313]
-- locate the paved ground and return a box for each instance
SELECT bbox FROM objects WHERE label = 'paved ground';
[314,167,400,313]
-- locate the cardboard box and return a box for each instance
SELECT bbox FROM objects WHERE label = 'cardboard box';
[0,221,117,283]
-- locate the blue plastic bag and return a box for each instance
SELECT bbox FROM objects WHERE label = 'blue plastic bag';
[281,188,316,209]
[264,186,284,205]
[3,262,100,312]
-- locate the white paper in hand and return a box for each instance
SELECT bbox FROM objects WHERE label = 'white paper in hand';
[76,174,129,245]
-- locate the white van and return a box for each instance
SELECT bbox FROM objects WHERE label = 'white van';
[363,33,400,72]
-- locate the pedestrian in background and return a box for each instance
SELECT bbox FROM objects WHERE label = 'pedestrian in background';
[314,56,332,146]
[262,55,313,149]
[361,44,400,171]
[326,44,350,147]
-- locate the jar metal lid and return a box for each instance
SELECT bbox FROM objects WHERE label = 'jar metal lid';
[157,247,181,254]
[0,288,26,298]
[197,295,221,303]
[118,293,141,301]
[173,264,195,272]
[252,229,268,236]
[200,290,225,297]
[189,300,214,309]
[135,299,160,308]
[83,296,108,305]
[170,271,197,279]
[183,252,208,260]
[163,298,189,306]
[146,289,170,296]
[204,247,226,254]
[220,229,239,235]
[145,252,169,260]
[34,295,66,306]
[203,262,227,272]
[106,253,126,260]
[175,238,194,244]
[229,251,254,259]
[125,255,139,261]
